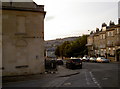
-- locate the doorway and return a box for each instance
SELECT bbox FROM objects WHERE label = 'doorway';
[116,49,120,61]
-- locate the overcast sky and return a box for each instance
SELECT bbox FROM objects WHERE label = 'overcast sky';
[34,0,119,41]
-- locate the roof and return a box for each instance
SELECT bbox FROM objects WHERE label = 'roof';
[1,2,45,13]
[106,24,120,31]
[94,33,99,36]
[88,33,95,38]
[99,31,106,34]
[102,23,107,27]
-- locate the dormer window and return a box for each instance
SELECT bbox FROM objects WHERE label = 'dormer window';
[102,27,106,31]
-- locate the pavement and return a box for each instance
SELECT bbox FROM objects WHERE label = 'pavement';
[56,65,80,77]
[2,65,80,83]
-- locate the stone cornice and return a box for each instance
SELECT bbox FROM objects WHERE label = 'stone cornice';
[1,6,46,13]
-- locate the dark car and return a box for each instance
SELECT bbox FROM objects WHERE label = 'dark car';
[66,58,82,69]
[56,59,64,65]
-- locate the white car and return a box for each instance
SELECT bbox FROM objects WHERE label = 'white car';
[82,57,90,62]
[90,57,97,62]
[96,57,110,63]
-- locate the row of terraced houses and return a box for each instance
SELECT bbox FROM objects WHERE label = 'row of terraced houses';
[86,18,120,62]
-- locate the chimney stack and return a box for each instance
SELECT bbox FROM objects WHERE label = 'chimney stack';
[96,28,99,33]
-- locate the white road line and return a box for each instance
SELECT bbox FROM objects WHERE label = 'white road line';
[85,71,90,85]
[89,71,102,89]
[46,77,70,87]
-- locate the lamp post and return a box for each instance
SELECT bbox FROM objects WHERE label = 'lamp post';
[105,52,107,59]
[10,0,12,6]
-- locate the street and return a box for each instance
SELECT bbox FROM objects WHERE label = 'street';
[3,62,119,88]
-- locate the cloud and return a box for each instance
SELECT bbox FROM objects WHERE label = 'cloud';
[45,16,55,21]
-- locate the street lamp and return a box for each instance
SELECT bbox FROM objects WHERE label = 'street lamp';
[10,0,12,6]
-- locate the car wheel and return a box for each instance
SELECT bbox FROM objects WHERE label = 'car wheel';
[79,65,82,69]
[66,64,68,68]
[80,66,82,69]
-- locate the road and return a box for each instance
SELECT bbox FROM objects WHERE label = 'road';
[3,62,120,88]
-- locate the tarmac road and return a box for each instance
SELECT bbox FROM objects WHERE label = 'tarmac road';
[61,62,119,88]
[2,62,120,89]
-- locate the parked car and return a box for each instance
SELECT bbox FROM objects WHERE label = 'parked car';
[82,57,90,62]
[102,58,110,63]
[96,57,104,63]
[96,57,110,63]
[66,58,82,69]
[90,57,97,62]
[56,59,64,65]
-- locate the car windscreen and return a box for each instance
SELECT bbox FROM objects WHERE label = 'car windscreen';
[71,59,81,62]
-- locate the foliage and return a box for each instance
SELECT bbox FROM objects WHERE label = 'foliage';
[55,35,88,58]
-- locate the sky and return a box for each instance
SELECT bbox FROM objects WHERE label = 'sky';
[33,0,119,41]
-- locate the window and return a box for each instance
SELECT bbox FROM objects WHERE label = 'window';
[108,48,111,54]
[107,32,110,36]
[107,41,110,44]
[113,48,115,55]
[16,16,26,33]
[103,34,105,39]
[102,27,106,31]
[100,35,102,39]
[111,31,113,36]
[104,49,106,53]
[117,28,119,34]
[88,39,92,44]
[108,31,113,36]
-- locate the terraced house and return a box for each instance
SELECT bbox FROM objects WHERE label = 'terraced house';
[93,28,100,57]
[1,1,46,76]
[87,19,120,62]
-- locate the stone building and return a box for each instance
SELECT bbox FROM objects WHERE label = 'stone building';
[0,2,2,77]
[87,19,120,62]
[1,1,46,76]
[99,26,106,57]
[86,33,94,57]
[93,29,100,57]
[106,23,116,61]
[114,23,120,61]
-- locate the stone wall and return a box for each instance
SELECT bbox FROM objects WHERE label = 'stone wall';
[2,9,45,76]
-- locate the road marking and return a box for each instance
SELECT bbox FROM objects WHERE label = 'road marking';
[89,71,102,89]
[102,77,108,80]
[46,77,70,87]
[85,71,90,85]
[64,82,71,86]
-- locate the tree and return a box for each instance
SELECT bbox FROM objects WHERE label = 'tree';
[55,35,88,58]
[55,46,60,57]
